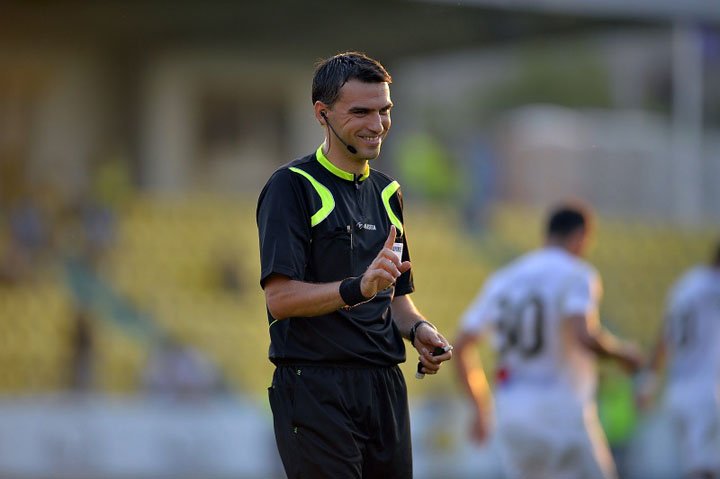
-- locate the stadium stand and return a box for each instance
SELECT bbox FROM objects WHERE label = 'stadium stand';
[0,196,715,399]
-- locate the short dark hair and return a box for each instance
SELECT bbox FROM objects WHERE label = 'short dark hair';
[312,52,392,107]
[546,204,592,238]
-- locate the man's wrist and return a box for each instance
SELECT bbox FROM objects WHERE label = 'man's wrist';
[634,368,658,393]
[408,320,436,346]
[339,276,375,308]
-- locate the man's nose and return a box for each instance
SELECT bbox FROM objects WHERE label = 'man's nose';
[367,113,384,133]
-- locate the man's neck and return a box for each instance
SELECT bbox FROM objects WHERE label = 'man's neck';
[545,238,577,257]
[323,143,369,176]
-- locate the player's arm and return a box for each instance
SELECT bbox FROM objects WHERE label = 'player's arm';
[453,330,492,443]
[634,323,667,410]
[569,311,643,373]
[392,294,452,375]
[645,331,667,373]
[263,274,345,319]
[265,226,410,320]
[565,269,644,372]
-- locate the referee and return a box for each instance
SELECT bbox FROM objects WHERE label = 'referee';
[256,52,453,479]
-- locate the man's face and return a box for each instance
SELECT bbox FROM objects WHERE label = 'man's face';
[327,79,392,161]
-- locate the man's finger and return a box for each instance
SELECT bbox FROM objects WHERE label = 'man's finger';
[376,257,401,278]
[366,268,396,288]
[384,225,396,249]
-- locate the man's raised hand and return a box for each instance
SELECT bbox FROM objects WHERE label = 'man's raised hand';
[360,226,411,298]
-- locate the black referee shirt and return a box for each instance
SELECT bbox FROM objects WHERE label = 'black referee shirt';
[257,145,414,367]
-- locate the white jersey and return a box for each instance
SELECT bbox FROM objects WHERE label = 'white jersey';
[664,266,720,386]
[460,246,602,404]
[662,266,720,475]
[461,247,616,479]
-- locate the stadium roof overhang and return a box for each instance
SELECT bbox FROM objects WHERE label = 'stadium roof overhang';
[0,0,662,62]
[420,0,720,24]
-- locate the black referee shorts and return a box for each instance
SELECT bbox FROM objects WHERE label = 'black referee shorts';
[268,364,412,479]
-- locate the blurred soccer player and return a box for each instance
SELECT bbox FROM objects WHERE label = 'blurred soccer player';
[454,204,644,479]
[637,241,720,479]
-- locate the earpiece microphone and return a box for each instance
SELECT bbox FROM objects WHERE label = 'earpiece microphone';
[321,111,358,154]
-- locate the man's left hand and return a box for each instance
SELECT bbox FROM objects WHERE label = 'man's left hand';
[413,324,452,375]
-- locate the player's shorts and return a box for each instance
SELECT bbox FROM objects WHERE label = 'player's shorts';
[268,363,412,479]
[494,386,617,479]
[665,381,720,475]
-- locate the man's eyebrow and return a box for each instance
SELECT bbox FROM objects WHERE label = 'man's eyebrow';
[348,103,394,113]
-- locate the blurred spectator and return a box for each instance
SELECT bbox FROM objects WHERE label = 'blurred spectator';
[460,135,497,235]
[76,154,132,266]
[213,249,245,295]
[0,194,50,285]
[395,131,461,203]
[8,196,47,253]
[78,198,116,266]
[55,154,133,269]
[598,367,637,477]
[68,306,95,392]
[142,335,222,401]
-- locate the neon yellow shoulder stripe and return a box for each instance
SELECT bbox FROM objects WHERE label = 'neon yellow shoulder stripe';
[289,167,335,227]
[381,181,403,236]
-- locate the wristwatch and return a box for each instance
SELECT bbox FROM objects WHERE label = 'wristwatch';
[408,320,436,346]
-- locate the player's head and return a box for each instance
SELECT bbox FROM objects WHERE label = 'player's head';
[312,52,392,108]
[545,204,593,256]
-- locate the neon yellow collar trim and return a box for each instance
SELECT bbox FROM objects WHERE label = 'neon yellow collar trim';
[316,144,370,181]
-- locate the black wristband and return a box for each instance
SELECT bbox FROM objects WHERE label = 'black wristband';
[339,276,374,308]
[409,320,436,346]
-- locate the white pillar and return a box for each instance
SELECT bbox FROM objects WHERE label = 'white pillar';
[672,21,704,224]
[140,61,195,193]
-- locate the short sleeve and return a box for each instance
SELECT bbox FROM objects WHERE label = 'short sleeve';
[662,270,695,334]
[256,169,312,288]
[561,267,602,317]
[459,276,501,334]
[389,186,414,296]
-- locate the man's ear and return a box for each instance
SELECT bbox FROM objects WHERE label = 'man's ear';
[314,101,329,125]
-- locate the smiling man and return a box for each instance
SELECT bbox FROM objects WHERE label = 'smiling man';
[256,52,453,479]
